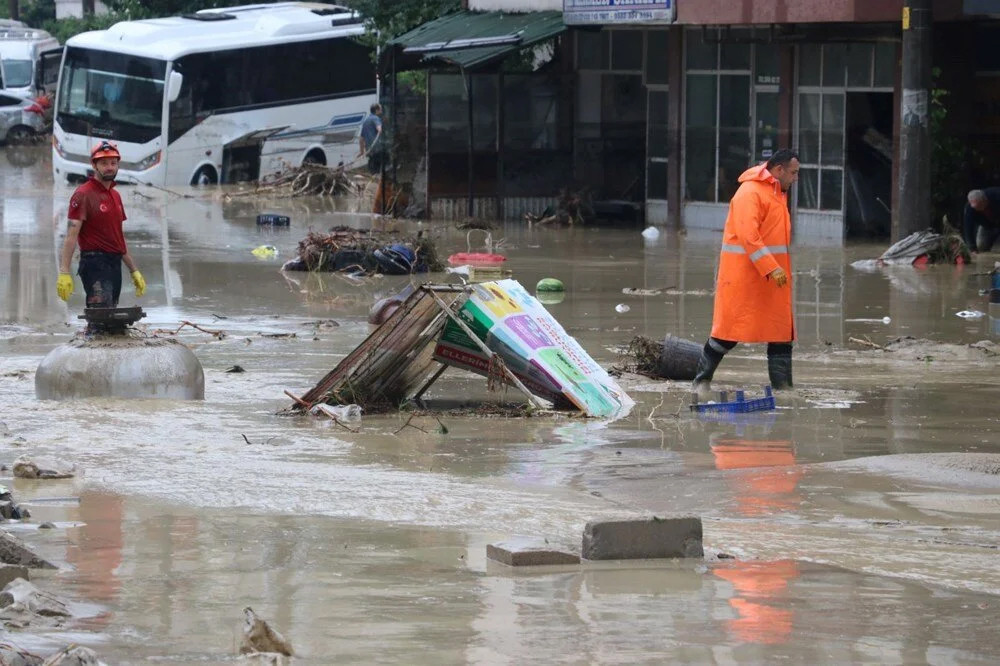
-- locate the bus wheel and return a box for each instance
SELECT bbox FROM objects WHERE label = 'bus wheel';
[192,166,218,186]
[303,149,326,166]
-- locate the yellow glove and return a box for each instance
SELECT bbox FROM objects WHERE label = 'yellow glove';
[131,270,146,297]
[769,267,788,287]
[57,273,74,301]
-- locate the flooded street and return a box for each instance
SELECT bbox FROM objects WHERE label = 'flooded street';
[2,145,1000,663]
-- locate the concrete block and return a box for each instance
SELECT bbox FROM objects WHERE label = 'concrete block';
[0,565,28,589]
[487,538,581,566]
[581,516,704,561]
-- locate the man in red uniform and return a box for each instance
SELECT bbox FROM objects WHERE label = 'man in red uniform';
[57,141,145,310]
[692,149,800,394]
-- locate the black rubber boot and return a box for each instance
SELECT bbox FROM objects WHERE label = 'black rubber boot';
[692,345,724,394]
[767,351,794,390]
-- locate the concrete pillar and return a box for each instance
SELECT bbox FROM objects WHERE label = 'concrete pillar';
[895,0,933,240]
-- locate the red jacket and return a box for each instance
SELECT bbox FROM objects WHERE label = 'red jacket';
[710,164,794,343]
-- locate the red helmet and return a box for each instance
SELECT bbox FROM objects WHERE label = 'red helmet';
[91,140,121,162]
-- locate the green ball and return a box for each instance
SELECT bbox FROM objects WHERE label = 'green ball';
[536,278,564,292]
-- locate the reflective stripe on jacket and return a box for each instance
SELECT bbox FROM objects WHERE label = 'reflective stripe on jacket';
[710,163,795,343]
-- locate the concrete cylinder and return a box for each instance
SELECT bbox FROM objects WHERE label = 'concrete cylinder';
[35,334,204,400]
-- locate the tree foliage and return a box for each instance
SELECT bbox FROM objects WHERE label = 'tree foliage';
[8,0,462,47]
[341,0,461,50]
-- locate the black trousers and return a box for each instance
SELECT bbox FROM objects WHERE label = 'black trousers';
[707,338,792,357]
[78,251,123,308]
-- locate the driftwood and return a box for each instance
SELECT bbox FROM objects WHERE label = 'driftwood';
[228,164,365,198]
[849,336,887,351]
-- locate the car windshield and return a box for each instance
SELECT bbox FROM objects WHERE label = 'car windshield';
[57,47,165,132]
[1,59,32,88]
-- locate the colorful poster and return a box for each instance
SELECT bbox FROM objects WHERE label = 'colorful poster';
[432,279,634,419]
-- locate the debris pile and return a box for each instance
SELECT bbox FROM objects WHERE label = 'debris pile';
[287,281,634,419]
[615,335,702,381]
[232,164,365,198]
[851,229,970,269]
[280,228,444,275]
[524,189,592,226]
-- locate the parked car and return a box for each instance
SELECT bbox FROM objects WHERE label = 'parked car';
[0,92,46,144]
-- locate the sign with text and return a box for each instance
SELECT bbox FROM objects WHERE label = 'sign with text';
[564,0,674,25]
[432,279,634,419]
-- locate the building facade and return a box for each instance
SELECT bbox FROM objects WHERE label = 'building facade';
[417,0,1000,241]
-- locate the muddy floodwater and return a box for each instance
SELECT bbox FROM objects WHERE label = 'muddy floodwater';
[1,145,1000,663]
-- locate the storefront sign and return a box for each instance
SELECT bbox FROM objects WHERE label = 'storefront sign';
[432,279,635,419]
[563,0,675,25]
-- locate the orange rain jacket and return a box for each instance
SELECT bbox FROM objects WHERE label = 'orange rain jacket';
[710,164,795,343]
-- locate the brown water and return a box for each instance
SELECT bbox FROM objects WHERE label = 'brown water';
[1,145,999,663]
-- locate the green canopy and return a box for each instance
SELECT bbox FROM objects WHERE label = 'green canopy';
[384,10,566,72]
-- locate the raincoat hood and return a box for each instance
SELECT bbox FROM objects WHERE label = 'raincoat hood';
[738,163,777,185]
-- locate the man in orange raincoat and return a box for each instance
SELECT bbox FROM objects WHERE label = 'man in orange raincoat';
[693,149,800,392]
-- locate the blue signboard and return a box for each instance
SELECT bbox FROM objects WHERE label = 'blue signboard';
[563,0,675,25]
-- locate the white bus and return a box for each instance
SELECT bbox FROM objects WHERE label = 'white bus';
[52,2,376,185]
[0,25,61,99]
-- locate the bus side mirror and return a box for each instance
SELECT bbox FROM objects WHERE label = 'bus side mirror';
[167,71,183,103]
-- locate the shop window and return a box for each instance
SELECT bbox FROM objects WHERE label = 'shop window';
[873,43,896,87]
[796,91,845,210]
[822,44,848,87]
[821,94,845,164]
[685,73,717,201]
[647,89,668,201]
[720,41,751,71]
[847,44,873,87]
[798,168,819,209]
[799,44,821,86]
[756,44,780,85]
[798,93,820,163]
[820,168,843,210]
[646,30,669,85]
[684,30,756,203]
[612,30,643,71]
[719,74,751,200]
[576,29,607,70]
[686,33,716,70]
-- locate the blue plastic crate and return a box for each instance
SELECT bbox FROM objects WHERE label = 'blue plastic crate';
[690,386,775,414]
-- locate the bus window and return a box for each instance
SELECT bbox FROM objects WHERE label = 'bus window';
[57,47,166,143]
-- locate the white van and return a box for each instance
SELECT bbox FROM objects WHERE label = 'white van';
[0,25,62,99]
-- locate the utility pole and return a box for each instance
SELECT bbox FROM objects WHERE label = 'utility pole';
[895,0,933,240]
[7,0,18,21]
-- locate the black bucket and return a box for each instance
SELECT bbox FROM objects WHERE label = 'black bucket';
[655,334,702,380]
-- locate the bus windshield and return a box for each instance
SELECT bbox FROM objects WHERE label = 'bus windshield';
[57,47,166,143]
[1,59,32,88]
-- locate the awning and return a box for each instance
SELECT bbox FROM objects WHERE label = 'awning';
[383,10,566,73]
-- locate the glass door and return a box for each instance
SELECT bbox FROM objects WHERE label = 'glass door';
[646,88,668,201]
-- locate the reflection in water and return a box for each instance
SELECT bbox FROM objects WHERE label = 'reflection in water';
[711,436,802,517]
[714,560,799,645]
[63,492,123,629]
